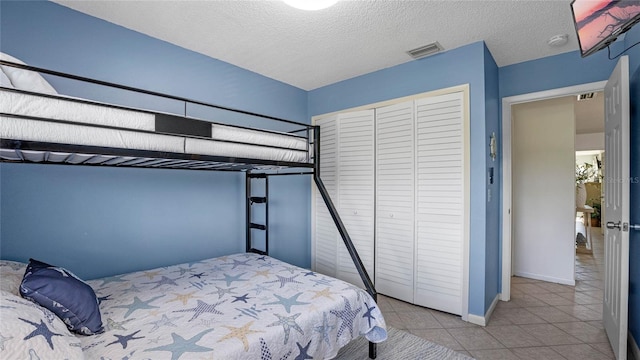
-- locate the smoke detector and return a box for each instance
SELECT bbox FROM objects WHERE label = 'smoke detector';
[547,34,569,47]
[407,42,444,60]
[283,0,338,10]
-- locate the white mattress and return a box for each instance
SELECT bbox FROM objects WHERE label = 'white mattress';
[0,89,309,164]
[1,117,184,153]
[211,123,308,151]
[1,90,155,131]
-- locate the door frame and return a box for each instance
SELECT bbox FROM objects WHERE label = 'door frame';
[501,80,607,301]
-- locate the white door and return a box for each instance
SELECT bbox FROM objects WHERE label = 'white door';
[414,92,465,315]
[336,110,375,287]
[603,55,630,360]
[375,101,415,303]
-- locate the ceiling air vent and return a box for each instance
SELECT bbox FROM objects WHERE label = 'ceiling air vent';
[577,92,596,101]
[407,42,444,60]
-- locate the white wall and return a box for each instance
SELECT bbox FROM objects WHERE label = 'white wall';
[575,132,604,151]
[512,97,576,285]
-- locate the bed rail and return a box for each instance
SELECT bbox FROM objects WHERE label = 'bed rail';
[0,61,315,171]
[311,125,378,359]
[0,60,310,129]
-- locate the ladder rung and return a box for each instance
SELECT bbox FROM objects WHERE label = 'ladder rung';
[250,223,267,230]
[250,197,267,204]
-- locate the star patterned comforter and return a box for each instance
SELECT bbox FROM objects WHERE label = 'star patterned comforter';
[81,253,387,359]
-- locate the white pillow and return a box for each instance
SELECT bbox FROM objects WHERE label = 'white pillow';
[0,68,13,88]
[0,290,85,359]
[0,52,57,95]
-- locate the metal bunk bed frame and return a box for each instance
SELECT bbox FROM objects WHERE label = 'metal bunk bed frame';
[0,60,378,359]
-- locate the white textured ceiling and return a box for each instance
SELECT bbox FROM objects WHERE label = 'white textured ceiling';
[52,0,580,90]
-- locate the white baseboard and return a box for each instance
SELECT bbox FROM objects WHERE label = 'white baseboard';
[467,313,485,326]
[629,331,640,360]
[513,271,575,286]
[467,294,500,327]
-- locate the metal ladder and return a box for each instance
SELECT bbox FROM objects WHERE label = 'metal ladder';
[246,172,268,255]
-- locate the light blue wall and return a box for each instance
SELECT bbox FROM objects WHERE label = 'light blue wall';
[484,45,500,310]
[499,43,622,99]
[627,25,640,77]
[308,41,495,317]
[0,1,311,279]
[1,165,245,279]
[622,23,640,345]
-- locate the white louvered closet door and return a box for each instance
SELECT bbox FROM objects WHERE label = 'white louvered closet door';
[414,92,465,315]
[375,101,415,303]
[336,110,375,288]
[313,116,338,277]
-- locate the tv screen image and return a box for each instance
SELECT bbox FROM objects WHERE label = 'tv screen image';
[572,0,640,57]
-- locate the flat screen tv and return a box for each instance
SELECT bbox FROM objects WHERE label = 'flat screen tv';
[571,0,640,57]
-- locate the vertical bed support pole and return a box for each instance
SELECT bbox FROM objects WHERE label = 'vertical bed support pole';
[265,176,269,255]
[313,125,320,177]
[312,177,377,297]
[245,172,252,253]
[313,126,377,359]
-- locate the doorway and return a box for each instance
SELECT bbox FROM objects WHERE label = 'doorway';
[575,150,604,255]
[510,96,576,285]
[574,91,605,254]
[501,80,607,301]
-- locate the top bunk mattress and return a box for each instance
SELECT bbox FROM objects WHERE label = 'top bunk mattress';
[0,89,311,166]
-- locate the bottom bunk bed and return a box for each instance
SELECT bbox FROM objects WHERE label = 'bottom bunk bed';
[0,253,387,360]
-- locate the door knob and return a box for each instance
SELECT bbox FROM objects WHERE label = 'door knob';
[606,221,621,230]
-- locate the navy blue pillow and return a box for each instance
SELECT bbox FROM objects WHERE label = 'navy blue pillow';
[20,259,103,335]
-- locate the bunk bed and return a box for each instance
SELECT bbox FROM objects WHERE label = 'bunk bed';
[0,58,385,359]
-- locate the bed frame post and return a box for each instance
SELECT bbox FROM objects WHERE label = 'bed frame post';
[313,125,320,178]
[245,172,252,253]
[313,175,378,359]
[313,124,377,359]
[312,176,377,298]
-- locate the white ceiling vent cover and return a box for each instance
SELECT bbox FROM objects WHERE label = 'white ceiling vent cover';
[577,92,596,101]
[407,42,444,59]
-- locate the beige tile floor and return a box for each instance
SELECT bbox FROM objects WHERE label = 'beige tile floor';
[377,223,623,359]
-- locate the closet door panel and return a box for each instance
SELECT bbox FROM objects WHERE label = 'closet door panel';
[336,110,375,288]
[313,116,338,277]
[414,92,464,315]
[375,101,415,303]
